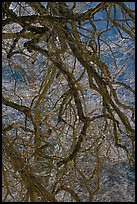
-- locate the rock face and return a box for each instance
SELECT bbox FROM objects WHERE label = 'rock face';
[93,161,135,202]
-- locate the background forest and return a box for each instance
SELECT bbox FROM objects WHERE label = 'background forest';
[2,2,135,202]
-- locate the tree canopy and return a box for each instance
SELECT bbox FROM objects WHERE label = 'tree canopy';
[2,2,135,202]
